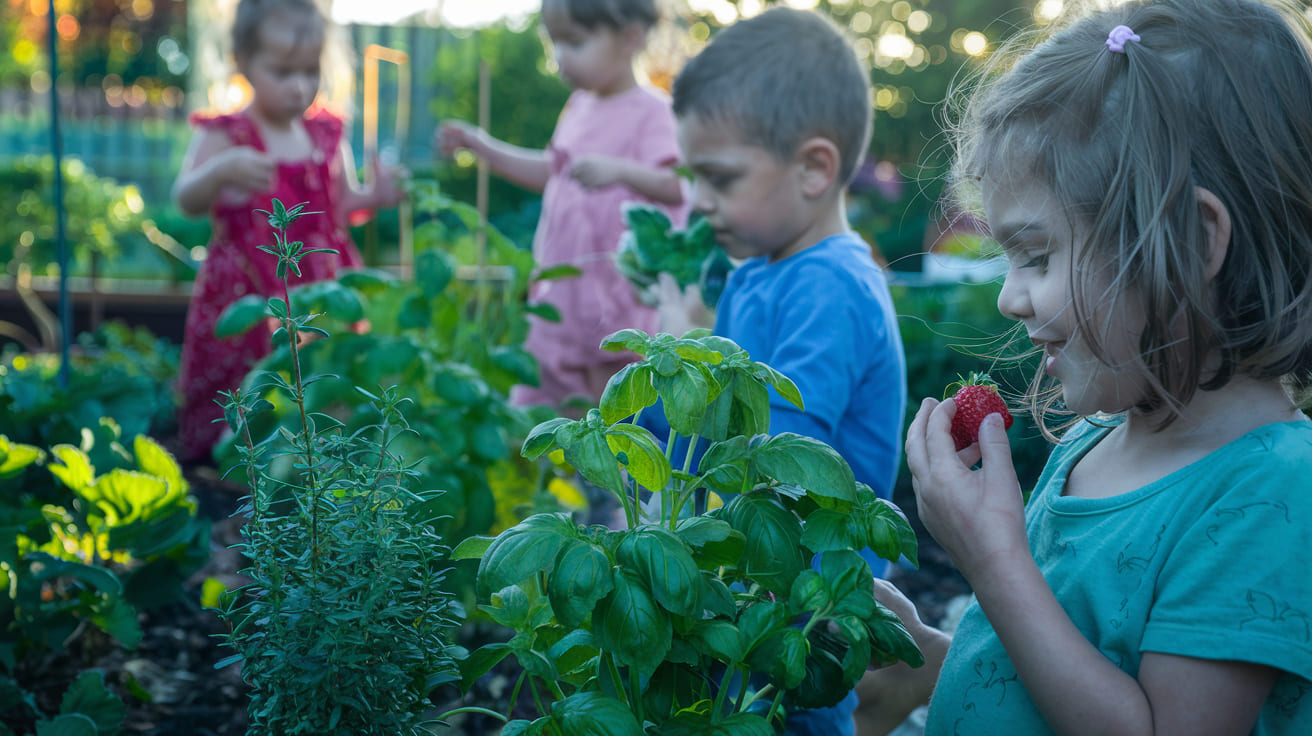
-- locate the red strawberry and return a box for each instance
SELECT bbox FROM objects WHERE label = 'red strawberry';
[947,374,1013,451]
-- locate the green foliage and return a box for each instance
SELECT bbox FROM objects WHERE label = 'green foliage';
[0,430,208,733]
[0,156,149,274]
[212,183,574,592]
[0,322,180,465]
[451,329,923,732]
[212,200,462,736]
[616,205,734,310]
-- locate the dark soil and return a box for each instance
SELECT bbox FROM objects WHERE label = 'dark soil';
[9,466,969,735]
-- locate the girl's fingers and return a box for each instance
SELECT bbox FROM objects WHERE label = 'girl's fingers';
[903,397,938,478]
[978,412,1021,493]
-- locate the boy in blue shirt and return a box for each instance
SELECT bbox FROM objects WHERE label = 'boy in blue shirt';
[664,7,908,735]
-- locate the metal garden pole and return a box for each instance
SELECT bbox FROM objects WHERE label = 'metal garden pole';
[48,0,72,388]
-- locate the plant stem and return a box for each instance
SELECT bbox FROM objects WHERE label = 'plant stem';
[712,664,737,719]
[629,665,644,724]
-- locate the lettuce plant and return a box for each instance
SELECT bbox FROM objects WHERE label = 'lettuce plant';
[453,329,923,733]
[212,200,459,735]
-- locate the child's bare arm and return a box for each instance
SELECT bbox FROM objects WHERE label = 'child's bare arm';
[905,399,1279,734]
[436,120,550,193]
[173,127,274,217]
[854,579,951,734]
[334,141,407,218]
[569,154,684,205]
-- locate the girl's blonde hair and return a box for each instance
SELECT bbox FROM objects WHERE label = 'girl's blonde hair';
[950,0,1312,429]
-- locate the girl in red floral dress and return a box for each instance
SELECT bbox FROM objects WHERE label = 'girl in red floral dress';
[172,0,403,463]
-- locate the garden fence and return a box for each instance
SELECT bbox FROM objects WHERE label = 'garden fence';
[0,23,452,208]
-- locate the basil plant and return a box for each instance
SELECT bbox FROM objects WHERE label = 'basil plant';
[453,329,923,735]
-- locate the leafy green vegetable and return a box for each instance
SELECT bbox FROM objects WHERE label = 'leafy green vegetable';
[615,205,734,309]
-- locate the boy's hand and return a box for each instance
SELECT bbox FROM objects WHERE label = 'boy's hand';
[904,397,1028,583]
[436,120,483,157]
[569,154,627,189]
[655,272,714,335]
[218,146,275,193]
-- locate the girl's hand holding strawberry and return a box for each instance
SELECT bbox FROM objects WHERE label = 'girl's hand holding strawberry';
[903,396,1029,585]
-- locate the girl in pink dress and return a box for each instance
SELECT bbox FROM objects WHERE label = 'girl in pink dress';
[438,0,688,413]
[172,0,403,462]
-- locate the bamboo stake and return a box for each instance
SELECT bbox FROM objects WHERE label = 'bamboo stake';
[362,43,411,272]
[474,58,491,328]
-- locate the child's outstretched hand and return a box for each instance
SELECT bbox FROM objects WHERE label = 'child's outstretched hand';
[435,120,484,158]
[904,397,1028,582]
[369,153,409,209]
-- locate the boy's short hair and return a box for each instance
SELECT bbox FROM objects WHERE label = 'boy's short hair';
[672,7,872,185]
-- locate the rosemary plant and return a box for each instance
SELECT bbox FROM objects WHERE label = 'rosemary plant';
[214,200,459,735]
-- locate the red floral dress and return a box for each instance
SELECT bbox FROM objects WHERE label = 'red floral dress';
[175,107,363,462]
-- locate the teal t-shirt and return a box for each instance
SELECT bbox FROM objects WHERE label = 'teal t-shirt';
[927,418,1312,735]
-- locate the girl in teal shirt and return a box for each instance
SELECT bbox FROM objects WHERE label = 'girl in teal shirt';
[865,0,1312,733]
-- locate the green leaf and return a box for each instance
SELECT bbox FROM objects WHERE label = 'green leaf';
[213,294,270,338]
[599,363,658,424]
[657,713,774,736]
[457,642,514,692]
[599,328,653,355]
[548,540,614,628]
[0,437,43,479]
[800,509,853,554]
[735,599,789,654]
[92,596,142,649]
[451,535,495,561]
[789,569,831,614]
[593,569,671,675]
[550,692,643,736]
[59,671,125,736]
[604,423,670,494]
[724,496,805,595]
[753,433,856,503]
[555,413,625,495]
[35,714,97,736]
[416,248,456,297]
[692,619,744,665]
[747,627,809,690]
[616,527,702,617]
[26,553,121,595]
[477,513,577,599]
[819,550,876,619]
[47,445,94,492]
[653,364,712,437]
[521,417,570,460]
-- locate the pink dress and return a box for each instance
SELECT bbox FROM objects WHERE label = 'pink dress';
[513,86,688,410]
[175,107,363,462]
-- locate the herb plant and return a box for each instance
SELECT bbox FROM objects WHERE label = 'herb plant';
[453,328,923,733]
[210,183,565,565]
[212,200,460,735]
